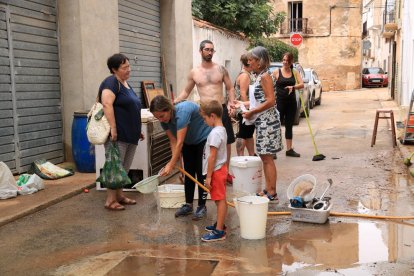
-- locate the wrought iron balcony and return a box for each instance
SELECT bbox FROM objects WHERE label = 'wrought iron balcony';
[279,18,310,34]
[383,3,397,31]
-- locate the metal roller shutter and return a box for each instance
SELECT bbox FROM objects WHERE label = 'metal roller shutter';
[0,6,16,171]
[0,0,62,173]
[118,0,162,107]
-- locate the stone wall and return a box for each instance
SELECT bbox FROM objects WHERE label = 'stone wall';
[272,0,362,91]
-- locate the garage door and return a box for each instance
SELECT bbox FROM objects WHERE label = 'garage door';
[118,0,162,107]
[0,1,62,173]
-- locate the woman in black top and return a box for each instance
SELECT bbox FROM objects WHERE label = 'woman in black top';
[272,52,304,157]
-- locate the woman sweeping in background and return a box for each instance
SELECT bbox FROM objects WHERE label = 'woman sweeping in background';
[272,52,304,158]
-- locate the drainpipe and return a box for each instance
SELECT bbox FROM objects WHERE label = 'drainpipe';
[307,5,335,38]
[309,5,361,38]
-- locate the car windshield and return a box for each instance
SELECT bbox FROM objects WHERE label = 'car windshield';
[367,68,384,74]
[269,63,282,73]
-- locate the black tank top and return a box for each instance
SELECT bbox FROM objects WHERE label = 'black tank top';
[276,68,296,99]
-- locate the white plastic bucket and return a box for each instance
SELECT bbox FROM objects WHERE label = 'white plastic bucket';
[234,195,269,239]
[157,184,185,208]
[230,156,263,194]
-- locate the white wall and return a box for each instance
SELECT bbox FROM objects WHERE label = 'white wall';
[160,0,193,100]
[401,0,414,106]
[191,20,249,101]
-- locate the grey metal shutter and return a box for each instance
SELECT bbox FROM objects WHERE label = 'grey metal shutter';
[0,0,63,173]
[0,6,16,171]
[118,0,161,107]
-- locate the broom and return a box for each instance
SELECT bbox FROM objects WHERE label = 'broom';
[299,93,325,161]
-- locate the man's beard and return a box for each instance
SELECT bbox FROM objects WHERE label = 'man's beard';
[202,55,212,62]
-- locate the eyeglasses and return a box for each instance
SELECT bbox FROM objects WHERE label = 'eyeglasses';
[203,48,216,53]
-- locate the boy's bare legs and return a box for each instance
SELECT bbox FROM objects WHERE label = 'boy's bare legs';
[215,199,227,231]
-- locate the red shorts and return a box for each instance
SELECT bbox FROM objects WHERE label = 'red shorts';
[210,164,227,201]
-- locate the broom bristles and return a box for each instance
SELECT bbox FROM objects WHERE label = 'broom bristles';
[312,154,326,161]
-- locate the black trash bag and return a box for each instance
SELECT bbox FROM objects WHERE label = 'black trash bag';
[97,142,131,189]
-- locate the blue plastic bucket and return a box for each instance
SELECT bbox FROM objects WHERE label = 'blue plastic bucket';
[72,111,95,173]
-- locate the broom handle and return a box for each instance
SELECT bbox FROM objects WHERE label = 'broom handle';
[299,93,320,154]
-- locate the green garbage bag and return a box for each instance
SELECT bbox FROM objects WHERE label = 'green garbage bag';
[97,142,131,189]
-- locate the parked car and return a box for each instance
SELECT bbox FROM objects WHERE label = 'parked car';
[362,67,388,88]
[304,68,322,109]
[269,62,310,125]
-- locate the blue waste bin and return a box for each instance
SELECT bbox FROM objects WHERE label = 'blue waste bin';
[72,111,96,173]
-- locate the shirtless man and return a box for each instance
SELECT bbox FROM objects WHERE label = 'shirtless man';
[175,40,236,183]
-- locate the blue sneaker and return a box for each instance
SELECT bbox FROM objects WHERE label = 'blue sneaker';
[175,203,193,217]
[201,229,226,242]
[192,205,207,220]
[205,222,227,232]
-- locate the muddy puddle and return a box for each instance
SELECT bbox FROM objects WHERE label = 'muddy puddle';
[55,220,414,275]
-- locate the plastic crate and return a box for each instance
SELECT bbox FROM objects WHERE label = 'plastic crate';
[289,202,332,224]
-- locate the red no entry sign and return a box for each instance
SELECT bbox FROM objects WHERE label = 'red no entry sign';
[290,33,303,46]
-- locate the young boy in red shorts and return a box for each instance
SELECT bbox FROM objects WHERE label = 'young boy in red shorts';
[199,100,228,242]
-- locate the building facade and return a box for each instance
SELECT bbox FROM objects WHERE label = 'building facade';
[362,0,401,101]
[0,0,250,173]
[0,0,193,173]
[271,0,362,91]
[400,0,414,106]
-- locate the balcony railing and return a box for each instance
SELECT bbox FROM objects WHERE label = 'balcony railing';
[279,18,309,34]
[383,1,398,31]
[383,10,397,31]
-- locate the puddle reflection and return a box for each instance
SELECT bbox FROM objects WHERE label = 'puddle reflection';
[347,174,414,215]
[241,221,414,273]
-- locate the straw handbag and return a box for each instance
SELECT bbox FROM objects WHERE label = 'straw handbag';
[86,102,110,145]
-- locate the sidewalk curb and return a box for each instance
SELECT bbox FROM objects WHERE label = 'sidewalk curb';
[0,182,96,227]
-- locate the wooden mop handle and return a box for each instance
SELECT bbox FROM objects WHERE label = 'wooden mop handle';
[177,167,210,193]
[330,212,414,220]
[177,166,237,207]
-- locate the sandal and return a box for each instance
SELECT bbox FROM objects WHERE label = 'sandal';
[256,189,268,197]
[104,201,125,211]
[265,193,279,203]
[118,197,136,205]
